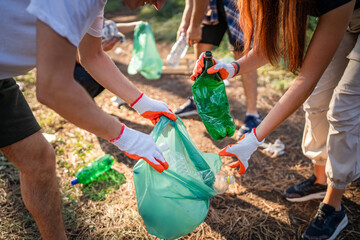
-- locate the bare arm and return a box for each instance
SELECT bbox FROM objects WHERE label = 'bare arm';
[187,0,209,46]
[78,33,141,104]
[255,1,355,141]
[177,0,193,39]
[115,21,143,34]
[36,20,122,141]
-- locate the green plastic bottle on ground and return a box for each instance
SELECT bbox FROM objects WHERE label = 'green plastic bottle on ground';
[71,154,114,185]
[192,51,235,140]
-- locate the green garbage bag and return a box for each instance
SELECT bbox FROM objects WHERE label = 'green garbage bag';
[192,51,235,141]
[128,22,163,80]
[133,117,222,240]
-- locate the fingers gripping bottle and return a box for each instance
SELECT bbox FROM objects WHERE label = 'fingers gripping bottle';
[71,154,114,185]
[213,170,235,194]
[192,51,235,140]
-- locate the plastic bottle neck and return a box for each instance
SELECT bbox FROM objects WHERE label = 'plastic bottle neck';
[204,51,214,70]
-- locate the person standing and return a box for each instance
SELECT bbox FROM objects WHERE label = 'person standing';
[191,0,358,239]
[0,0,173,239]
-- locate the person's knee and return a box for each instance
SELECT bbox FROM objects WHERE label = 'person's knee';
[21,142,56,179]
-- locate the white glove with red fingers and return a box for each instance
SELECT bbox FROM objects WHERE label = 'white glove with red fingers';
[219,129,264,174]
[110,125,169,173]
[131,93,177,124]
[190,52,238,81]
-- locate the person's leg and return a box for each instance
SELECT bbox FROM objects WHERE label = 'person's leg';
[325,36,360,202]
[229,43,261,139]
[0,78,66,239]
[1,132,67,240]
[302,27,360,240]
[284,30,356,202]
[194,43,213,58]
[232,50,258,115]
[323,187,345,211]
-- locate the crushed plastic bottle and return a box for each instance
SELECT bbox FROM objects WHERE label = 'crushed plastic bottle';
[71,154,114,185]
[192,51,236,140]
[102,20,125,44]
[166,33,189,67]
[213,170,235,194]
[158,142,192,176]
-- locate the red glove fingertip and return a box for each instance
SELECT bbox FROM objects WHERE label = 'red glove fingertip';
[219,147,230,156]
[207,66,217,74]
[238,165,246,175]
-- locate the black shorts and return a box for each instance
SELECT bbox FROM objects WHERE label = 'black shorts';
[200,0,244,51]
[74,63,105,98]
[0,78,40,148]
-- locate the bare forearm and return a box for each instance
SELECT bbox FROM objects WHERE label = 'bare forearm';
[178,0,193,37]
[183,0,193,26]
[256,75,315,140]
[191,0,209,27]
[39,79,122,140]
[116,21,141,34]
[79,34,141,104]
[236,48,269,75]
[80,50,141,104]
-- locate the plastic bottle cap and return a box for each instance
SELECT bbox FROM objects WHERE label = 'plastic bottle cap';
[158,142,169,152]
[71,179,79,185]
[227,176,235,184]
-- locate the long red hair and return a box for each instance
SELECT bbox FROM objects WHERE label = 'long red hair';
[239,0,310,74]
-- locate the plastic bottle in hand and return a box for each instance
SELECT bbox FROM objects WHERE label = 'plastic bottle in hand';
[192,51,235,141]
[213,170,235,194]
[71,154,114,185]
[166,33,189,67]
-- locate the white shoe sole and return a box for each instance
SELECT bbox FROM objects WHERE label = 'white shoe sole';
[176,110,198,117]
[328,214,348,240]
[285,191,326,202]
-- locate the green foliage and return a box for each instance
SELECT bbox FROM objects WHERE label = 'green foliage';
[138,0,184,41]
[139,0,184,20]
[105,0,123,12]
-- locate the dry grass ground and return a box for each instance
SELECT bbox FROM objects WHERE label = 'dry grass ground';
[1,12,359,240]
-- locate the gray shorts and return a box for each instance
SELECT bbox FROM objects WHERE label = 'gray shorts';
[0,78,40,148]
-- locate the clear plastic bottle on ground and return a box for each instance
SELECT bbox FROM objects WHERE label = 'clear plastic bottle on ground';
[166,33,189,67]
[71,154,114,185]
[213,170,235,194]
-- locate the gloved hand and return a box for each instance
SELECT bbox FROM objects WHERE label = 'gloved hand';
[131,93,177,124]
[110,125,169,173]
[190,52,238,81]
[219,129,264,174]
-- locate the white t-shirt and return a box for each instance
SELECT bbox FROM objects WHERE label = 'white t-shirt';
[0,0,106,79]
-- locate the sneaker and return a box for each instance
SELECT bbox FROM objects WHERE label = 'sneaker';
[284,175,327,202]
[237,114,262,139]
[174,96,198,117]
[302,203,348,240]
